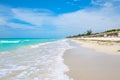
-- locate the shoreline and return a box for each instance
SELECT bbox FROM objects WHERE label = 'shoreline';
[63,38,120,80]
[0,39,72,80]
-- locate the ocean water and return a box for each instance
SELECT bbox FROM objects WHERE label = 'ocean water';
[0,39,74,80]
[0,38,58,52]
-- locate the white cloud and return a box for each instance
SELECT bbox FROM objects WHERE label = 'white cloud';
[10,7,120,34]
[0,7,56,30]
[12,8,55,26]
[6,22,36,29]
[0,17,7,25]
[0,3,120,37]
[91,0,120,7]
[53,8,120,34]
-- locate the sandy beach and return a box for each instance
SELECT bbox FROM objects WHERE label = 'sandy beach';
[64,38,120,80]
[71,38,120,55]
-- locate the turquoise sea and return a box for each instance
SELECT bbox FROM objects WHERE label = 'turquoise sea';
[0,38,59,52]
[0,38,73,80]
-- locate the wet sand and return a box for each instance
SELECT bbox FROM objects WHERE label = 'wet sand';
[64,46,120,80]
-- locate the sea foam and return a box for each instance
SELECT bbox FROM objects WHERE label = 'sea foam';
[0,40,20,44]
[0,39,74,80]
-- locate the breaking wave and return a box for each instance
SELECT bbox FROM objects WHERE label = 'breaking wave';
[0,39,74,80]
[0,40,20,44]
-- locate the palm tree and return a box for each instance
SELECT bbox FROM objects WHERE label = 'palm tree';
[86,30,92,35]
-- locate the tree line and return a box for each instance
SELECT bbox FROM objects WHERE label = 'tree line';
[67,28,120,38]
[67,30,92,38]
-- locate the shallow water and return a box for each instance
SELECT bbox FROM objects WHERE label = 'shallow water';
[0,38,58,52]
[0,39,74,80]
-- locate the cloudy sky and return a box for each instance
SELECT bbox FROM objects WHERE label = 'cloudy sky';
[0,0,120,38]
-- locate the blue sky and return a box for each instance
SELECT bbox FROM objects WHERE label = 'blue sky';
[0,0,120,38]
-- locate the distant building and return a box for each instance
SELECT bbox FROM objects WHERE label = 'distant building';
[118,32,120,37]
[104,31,120,37]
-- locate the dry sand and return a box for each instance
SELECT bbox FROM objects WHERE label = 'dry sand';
[72,38,120,55]
[63,38,120,80]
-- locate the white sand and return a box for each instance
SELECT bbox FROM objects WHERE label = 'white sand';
[80,37,120,41]
[71,38,120,55]
[63,38,120,80]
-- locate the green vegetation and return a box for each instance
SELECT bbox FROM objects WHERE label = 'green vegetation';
[117,50,120,52]
[105,29,120,32]
[67,30,92,38]
[86,30,92,35]
[66,34,86,38]
[67,28,120,38]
